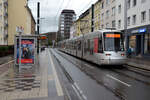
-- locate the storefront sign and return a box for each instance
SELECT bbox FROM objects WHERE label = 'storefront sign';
[138,28,146,33]
[131,30,138,34]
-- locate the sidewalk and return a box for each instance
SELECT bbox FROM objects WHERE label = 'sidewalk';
[126,57,150,71]
[0,55,13,65]
[0,49,65,100]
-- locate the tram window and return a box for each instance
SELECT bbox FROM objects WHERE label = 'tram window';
[87,39,90,51]
[78,41,81,50]
[84,41,87,53]
[90,39,94,54]
[104,32,124,51]
[98,38,103,53]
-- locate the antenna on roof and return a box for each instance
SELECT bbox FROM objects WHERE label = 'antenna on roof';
[105,28,116,30]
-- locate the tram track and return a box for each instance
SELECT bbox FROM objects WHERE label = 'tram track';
[54,50,126,100]
[57,50,150,86]
[51,50,88,100]
[124,65,150,77]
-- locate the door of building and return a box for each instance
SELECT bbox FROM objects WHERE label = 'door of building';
[136,35,141,55]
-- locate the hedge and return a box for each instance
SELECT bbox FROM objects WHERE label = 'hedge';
[0,45,14,57]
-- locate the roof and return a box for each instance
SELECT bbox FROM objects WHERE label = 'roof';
[61,9,75,14]
[79,9,90,19]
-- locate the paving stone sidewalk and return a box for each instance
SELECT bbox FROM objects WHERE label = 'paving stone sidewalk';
[0,55,14,65]
[127,57,150,71]
[0,52,48,100]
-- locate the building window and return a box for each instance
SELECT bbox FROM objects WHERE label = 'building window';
[118,5,121,14]
[129,36,136,54]
[112,0,115,3]
[127,0,131,9]
[102,2,104,9]
[0,3,2,10]
[127,17,130,26]
[118,20,121,29]
[0,27,2,34]
[112,20,116,28]
[101,13,104,20]
[144,34,150,54]
[101,24,104,29]
[106,0,109,5]
[0,15,2,22]
[106,23,109,28]
[133,0,137,7]
[132,15,136,25]
[141,11,146,23]
[149,9,150,21]
[106,10,109,19]
[112,7,116,16]
[141,0,146,3]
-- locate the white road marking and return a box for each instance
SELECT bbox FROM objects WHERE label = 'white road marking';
[72,84,83,100]
[49,51,64,96]
[84,64,94,69]
[107,74,131,87]
[0,60,14,68]
[73,82,87,100]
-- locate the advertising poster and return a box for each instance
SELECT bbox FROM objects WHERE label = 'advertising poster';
[16,39,34,64]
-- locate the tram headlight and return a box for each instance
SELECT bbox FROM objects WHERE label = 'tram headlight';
[121,54,125,56]
[106,54,111,56]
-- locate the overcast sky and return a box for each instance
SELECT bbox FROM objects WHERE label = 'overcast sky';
[28,0,98,33]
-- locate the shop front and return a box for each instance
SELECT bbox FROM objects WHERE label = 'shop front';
[126,25,150,58]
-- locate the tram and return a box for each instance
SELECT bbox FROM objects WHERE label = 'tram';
[58,28,127,65]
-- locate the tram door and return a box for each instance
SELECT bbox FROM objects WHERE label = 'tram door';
[94,38,98,53]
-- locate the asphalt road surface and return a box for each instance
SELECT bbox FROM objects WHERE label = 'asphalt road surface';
[50,49,150,100]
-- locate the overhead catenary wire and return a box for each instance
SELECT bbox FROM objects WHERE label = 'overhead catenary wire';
[64,0,71,9]
[54,0,65,31]
[77,0,94,17]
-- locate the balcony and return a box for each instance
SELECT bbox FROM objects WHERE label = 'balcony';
[4,12,8,17]
[4,23,8,28]
[4,33,8,39]
[4,0,8,7]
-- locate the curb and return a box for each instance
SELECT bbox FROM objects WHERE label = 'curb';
[126,62,150,71]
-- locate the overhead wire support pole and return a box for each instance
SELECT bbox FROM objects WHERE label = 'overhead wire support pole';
[124,0,128,51]
[37,2,40,53]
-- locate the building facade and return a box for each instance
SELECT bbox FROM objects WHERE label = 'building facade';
[74,18,81,36]
[0,0,35,45]
[79,8,91,35]
[100,0,116,29]
[126,0,150,57]
[58,9,76,41]
[0,0,8,45]
[94,0,101,31]
[71,0,150,58]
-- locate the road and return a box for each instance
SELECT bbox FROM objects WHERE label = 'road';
[50,49,150,100]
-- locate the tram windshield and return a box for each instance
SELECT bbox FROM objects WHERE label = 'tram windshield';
[103,32,124,51]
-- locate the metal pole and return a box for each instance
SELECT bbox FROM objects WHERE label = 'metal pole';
[37,2,40,53]
[124,0,128,51]
[91,4,94,32]
[19,32,22,72]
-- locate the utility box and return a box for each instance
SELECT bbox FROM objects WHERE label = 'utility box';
[14,35,38,68]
